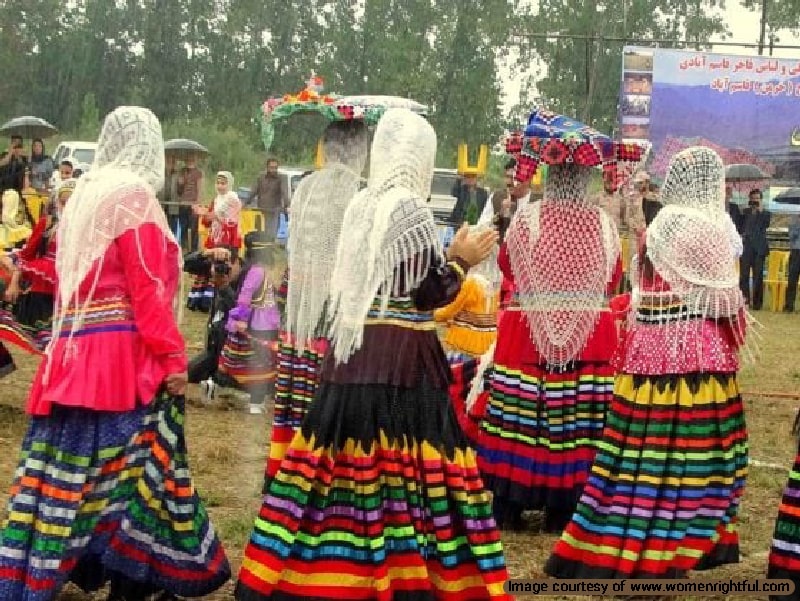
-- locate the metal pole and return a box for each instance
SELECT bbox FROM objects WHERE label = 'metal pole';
[758,0,768,55]
[507,32,800,51]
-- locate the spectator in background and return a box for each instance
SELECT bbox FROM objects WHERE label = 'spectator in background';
[784,213,800,313]
[53,160,73,187]
[250,158,286,242]
[450,170,488,225]
[178,155,203,250]
[726,183,743,234]
[642,179,661,226]
[0,136,28,194]
[159,155,181,234]
[478,158,529,241]
[739,188,771,310]
[28,139,54,191]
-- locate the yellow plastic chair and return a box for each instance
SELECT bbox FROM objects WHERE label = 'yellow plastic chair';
[765,251,789,312]
[240,209,264,239]
[196,219,208,250]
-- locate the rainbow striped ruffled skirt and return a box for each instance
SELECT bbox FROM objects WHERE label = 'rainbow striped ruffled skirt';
[0,393,231,600]
[236,379,510,600]
[264,333,327,491]
[546,372,748,578]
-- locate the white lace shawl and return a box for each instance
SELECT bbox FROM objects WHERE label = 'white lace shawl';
[327,109,441,364]
[645,146,752,358]
[506,164,620,367]
[46,106,176,374]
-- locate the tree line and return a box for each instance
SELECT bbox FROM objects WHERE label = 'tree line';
[0,0,793,178]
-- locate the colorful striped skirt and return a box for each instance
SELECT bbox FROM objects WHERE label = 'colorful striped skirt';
[264,333,327,490]
[478,360,613,517]
[187,274,214,312]
[218,329,278,391]
[0,302,51,357]
[448,353,484,449]
[767,433,800,600]
[236,380,511,601]
[0,393,231,600]
[546,372,748,579]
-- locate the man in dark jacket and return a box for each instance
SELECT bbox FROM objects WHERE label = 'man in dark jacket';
[739,188,771,310]
[449,170,488,225]
[251,158,286,242]
[0,136,28,194]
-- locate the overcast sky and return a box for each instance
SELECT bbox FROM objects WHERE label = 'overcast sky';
[500,1,800,113]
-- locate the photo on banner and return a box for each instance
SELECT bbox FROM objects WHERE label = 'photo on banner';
[618,46,800,205]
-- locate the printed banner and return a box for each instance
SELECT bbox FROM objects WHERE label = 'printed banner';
[619,47,800,184]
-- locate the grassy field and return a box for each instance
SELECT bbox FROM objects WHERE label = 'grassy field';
[1,272,799,600]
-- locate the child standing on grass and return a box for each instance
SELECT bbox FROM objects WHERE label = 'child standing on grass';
[218,231,280,414]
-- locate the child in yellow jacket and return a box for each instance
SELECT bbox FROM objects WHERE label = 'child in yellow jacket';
[434,273,498,357]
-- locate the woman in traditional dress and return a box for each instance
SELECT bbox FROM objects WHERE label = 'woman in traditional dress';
[436,228,501,449]
[0,106,230,601]
[546,146,749,581]
[188,170,242,311]
[236,108,510,601]
[1,179,75,350]
[218,231,281,414]
[768,429,800,601]
[0,189,32,250]
[265,120,367,487]
[477,110,636,533]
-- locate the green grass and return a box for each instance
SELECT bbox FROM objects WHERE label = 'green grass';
[0,278,799,599]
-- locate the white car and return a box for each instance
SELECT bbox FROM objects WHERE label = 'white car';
[50,141,97,186]
[427,168,491,224]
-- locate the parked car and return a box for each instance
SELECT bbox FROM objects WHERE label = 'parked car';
[428,168,460,223]
[427,168,491,224]
[50,141,97,186]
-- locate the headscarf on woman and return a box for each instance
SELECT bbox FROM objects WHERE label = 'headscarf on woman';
[327,108,441,364]
[49,106,173,363]
[285,120,368,348]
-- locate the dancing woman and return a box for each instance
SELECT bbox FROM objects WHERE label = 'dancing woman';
[0,106,230,601]
[236,108,510,601]
[265,120,367,486]
[478,110,635,533]
[546,146,749,580]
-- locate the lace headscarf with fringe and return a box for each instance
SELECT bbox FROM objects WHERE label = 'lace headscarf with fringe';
[46,106,175,374]
[505,163,621,367]
[645,146,753,360]
[285,120,368,349]
[327,109,441,364]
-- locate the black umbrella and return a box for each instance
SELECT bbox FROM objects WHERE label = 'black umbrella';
[725,163,769,182]
[163,138,209,161]
[0,116,58,139]
[774,188,800,206]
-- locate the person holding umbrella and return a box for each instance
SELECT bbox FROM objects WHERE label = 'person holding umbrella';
[0,135,27,194]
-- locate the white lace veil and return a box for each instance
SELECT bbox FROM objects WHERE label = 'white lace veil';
[646,146,746,322]
[327,108,441,364]
[285,120,368,348]
[47,106,174,370]
[506,163,620,366]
